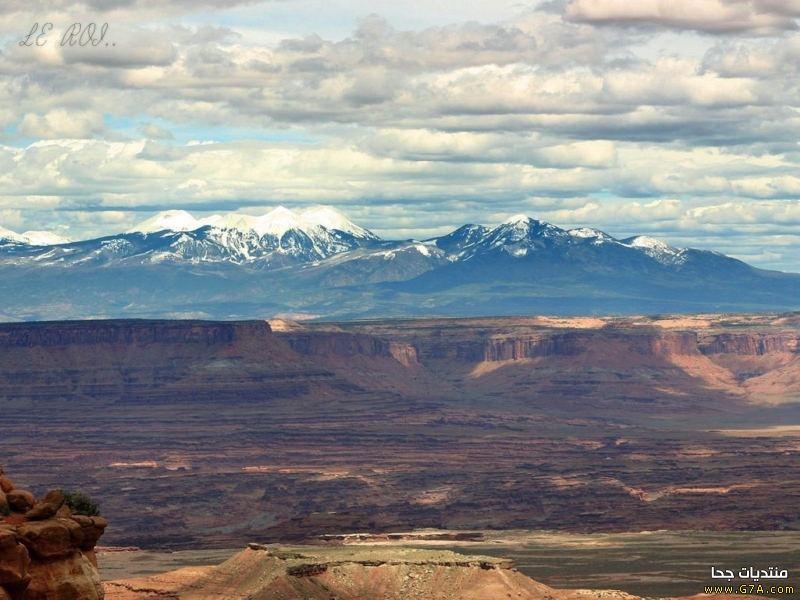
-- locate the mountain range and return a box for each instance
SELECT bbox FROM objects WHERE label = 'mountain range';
[0,205,798,320]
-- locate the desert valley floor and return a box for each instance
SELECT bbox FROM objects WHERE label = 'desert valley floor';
[97,530,800,598]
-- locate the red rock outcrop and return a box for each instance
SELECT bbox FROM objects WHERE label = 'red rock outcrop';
[0,468,106,599]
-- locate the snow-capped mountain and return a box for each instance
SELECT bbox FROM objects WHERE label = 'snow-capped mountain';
[16,206,380,267]
[131,206,378,264]
[127,210,203,234]
[129,206,374,238]
[0,225,70,247]
[621,235,687,265]
[0,207,797,320]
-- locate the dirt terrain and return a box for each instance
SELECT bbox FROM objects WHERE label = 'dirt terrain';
[0,315,799,548]
[98,530,800,598]
[103,545,640,600]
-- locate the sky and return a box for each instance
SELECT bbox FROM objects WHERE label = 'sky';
[1,0,800,270]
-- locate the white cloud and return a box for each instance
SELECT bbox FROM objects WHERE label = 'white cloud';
[564,0,800,34]
[19,109,104,139]
[0,4,798,270]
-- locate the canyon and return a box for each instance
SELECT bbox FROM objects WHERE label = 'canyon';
[0,314,799,551]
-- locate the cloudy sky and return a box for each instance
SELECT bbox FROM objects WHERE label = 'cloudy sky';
[1,0,800,270]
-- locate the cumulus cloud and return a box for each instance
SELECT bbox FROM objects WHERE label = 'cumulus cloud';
[0,3,799,270]
[60,28,178,67]
[138,123,173,139]
[563,0,800,34]
[19,109,104,139]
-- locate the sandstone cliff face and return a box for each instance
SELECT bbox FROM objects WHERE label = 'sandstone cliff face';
[699,332,800,355]
[0,319,335,407]
[475,331,701,362]
[400,329,705,363]
[284,331,420,367]
[0,468,107,600]
[415,329,799,364]
[0,320,261,348]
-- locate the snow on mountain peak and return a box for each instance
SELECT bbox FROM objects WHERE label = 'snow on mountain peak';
[568,227,614,245]
[0,225,69,245]
[299,205,373,238]
[623,235,687,265]
[253,206,305,237]
[0,225,26,244]
[569,227,604,239]
[129,210,202,234]
[21,230,71,246]
[128,205,375,239]
[503,214,531,225]
[625,236,675,252]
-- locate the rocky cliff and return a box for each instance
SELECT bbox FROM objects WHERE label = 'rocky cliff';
[284,331,419,367]
[473,330,701,362]
[0,319,340,407]
[0,320,251,348]
[699,332,800,355]
[0,468,107,599]
[392,328,800,363]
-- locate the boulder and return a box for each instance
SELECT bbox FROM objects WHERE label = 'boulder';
[0,529,30,587]
[21,551,103,600]
[24,490,65,521]
[69,516,106,551]
[55,505,72,519]
[16,521,74,560]
[56,519,84,548]
[0,470,106,600]
[0,490,8,515]
[6,491,35,514]
[0,477,13,494]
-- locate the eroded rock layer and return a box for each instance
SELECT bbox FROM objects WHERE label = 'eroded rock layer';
[0,468,107,599]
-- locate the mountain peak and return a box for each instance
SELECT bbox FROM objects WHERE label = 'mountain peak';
[299,205,375,238]
[129,210,201,234]
[21,230,71,246]
[623,235,686,265]
[255,206,305,236]
[502,214,532,225]
[0,225,71,246]
[624,235,675,252]
[0,225,26,243]
[128,205,376,240]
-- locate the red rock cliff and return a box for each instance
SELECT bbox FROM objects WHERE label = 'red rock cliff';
[284,332,419,367]
[698,332,800,355]
[412,330,700,362]
[0,468,107,599]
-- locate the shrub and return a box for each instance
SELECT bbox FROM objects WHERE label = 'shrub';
[62,490,101,516]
